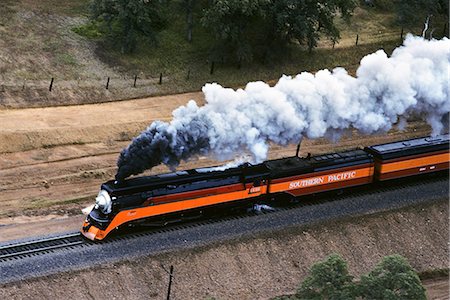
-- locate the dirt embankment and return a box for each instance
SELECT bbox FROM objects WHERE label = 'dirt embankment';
[0,200,447,300]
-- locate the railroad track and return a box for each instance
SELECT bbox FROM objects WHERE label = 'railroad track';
[0,172,447,262]
[0,232,86,261]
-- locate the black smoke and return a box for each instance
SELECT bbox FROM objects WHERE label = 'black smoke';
[116,119,210,181]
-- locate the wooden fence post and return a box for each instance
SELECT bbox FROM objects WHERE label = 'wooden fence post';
[49,78,54,92]
[166,265,174,300]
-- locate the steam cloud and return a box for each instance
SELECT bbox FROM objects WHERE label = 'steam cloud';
[116,35,450,180]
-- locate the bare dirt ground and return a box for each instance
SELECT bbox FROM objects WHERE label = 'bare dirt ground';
[424,277,450,300]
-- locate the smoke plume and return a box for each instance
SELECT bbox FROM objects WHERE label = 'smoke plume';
[116,35,450,180]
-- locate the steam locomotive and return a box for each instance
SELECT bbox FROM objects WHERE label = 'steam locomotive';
[81,135,449,241]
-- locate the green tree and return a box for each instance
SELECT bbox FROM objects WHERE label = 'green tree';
[201,0,268,64]
[394,0,448,26]
[297,254,356,300]
[262,0,356,52]
[180,0,196,42]
[201,0,356,64]
[358,255,426,300]
[90,0,166,53]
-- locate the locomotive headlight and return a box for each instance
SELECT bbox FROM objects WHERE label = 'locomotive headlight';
[95,190,112,214]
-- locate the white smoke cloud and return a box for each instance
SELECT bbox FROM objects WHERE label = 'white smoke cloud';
[116,35,450,180]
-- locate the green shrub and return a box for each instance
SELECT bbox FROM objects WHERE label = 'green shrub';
[72,21,104,39]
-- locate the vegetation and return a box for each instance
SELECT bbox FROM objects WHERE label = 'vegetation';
[74,0,448,70]
[297,254,355,299]
[89,0,166,53]
[369,0,449,27]
[84,0,357,61]
[358,255,426,299]
[274,254,427,300]
[2,0,448,106]
[202,0,356,63]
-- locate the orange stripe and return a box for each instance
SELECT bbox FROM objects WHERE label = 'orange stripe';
[97,185,268,239]
[269,167,373,193]
[380,153,450,173]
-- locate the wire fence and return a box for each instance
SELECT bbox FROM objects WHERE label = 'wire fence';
[0,25,447,107]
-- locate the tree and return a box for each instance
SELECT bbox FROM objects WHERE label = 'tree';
[90,0,166,53]
[201,0,268,64]
[358,255,426,300]
[180,0,196,42]
[262,0,356,52]
[297,254,356,300]
[201,0,356,64]
[394,0,448,26]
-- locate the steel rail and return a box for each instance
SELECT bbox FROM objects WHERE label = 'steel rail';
[0,232,84,260]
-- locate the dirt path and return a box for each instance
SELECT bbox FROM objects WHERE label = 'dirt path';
[424,277,450,300]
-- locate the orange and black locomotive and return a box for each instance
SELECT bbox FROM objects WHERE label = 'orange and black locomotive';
[82,135,449,240]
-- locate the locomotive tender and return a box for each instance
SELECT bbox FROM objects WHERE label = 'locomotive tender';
[81,135,449,241]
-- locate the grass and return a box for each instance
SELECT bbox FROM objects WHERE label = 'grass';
[74,1,406,93]
[0,0,16,25]
[23,194,93,211]
[1,0,447,107]
[56,53,78,67]
[20,0,90,16]
[419,269,449,280]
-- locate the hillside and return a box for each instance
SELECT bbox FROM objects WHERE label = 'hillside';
[0,0,435,108]
[0,199,447,299]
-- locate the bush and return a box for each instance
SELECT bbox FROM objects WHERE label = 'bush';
[297,254,356,299]
[292,254,426,300]
[72,21,104,39]
[358,255,426,299]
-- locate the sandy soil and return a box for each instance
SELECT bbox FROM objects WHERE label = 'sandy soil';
[424,277,450,300]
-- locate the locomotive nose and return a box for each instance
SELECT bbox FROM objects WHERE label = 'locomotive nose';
[81,221,98,241]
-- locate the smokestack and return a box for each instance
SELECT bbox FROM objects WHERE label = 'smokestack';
[116,35,450,180]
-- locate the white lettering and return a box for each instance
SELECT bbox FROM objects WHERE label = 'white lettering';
[288,170,359,190]
[328,171,357,182]
[289,177,324,189]
[249,186,261,194]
